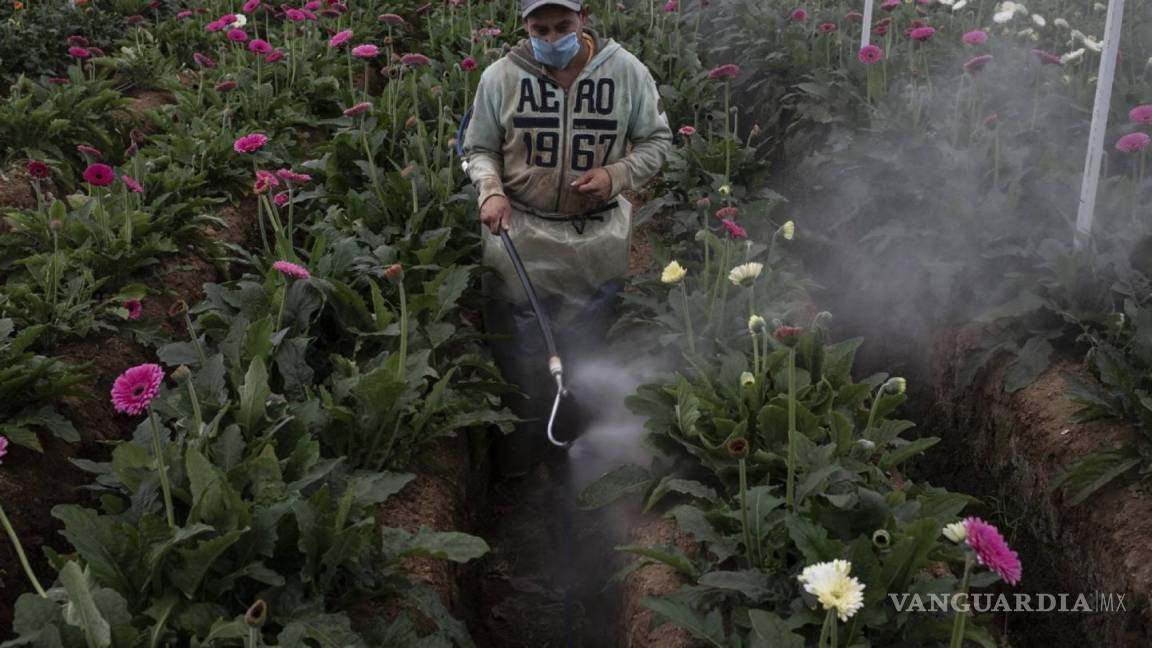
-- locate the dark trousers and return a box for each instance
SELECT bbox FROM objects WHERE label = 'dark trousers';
[483,277,622,477]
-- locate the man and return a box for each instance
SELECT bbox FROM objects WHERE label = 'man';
[462,0,672,478]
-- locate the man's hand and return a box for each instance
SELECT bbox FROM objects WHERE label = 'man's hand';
[570,168,613,205]
[480,195,512,234]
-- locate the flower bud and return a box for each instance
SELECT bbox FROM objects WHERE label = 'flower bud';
[773,325,803,347]
[726,436,749,459]
[748,314,765,333]
[171,365,192,381]
[942,521,967,544]
[882,377,907,395]
[856,438,876,452]
[872,529,892,549]
[384,263,404,282]
[718,184,731,197]
[245,600,268,627]
[778,220,795,240]
[405,115,419,129]
[740,371,755,387]
[49,219,63,231]
[694,229,707,242]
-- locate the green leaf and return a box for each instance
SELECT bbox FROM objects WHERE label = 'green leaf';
[748,609,805,648]
[1050,449,1141,506]
[1004,336,1054,393]
[169,529,247,598]
[576,464,652,510]
[60,562,111,648]
[786,512,840,564]
[667,504,739,564]
[878,437,940,470]
[617,545,699,579]
[698,570,772,602]
[644,477,718,513]
[351,471,415,508]
[238,357,270,433]
[395,528,490,563]
[640,597,725,645]
[12,593,61,635]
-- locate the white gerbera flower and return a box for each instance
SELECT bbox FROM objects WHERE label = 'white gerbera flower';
[1032,14,1046,27]
[661,260,687,284]
[778,220,795,240]
[748,314,766,333]
[1061,48,1085,64]
[993,10,1015,24]
[938,0,954,5]
[1082,36,1102,53]
[232,14,247,27]
[1054,18,1069,29]
[943,522,968,544]
[728,262,763,287]
[797,560,866,622]
[952,0,968,9]
[1093,2,1106,11]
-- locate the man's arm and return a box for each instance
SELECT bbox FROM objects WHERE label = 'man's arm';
[602,61,673,197]
[462,66,507,209]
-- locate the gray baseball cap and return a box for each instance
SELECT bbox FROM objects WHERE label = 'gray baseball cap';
[520,0,583,18]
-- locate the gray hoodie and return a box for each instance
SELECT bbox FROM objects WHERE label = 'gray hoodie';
[462,28,672,214]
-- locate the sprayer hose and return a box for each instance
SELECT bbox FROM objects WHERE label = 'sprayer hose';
[497,228,560,360]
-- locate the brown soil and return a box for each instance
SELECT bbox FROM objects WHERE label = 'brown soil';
[0,437,92,631]
[54,334,153,442]
[142,254,221,337]
[933,331,1152,647]
[619,517,704,648]
[0,163,37,211]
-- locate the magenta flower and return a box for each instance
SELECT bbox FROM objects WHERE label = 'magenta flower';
[460,56,478,71]
[678,125,696,136]
[273,260,311,280]
[242,0,262,11]
[664,0,677,11]
[1116,132,1151,153]
[400,52,431,66]
[205,20,226,32]
[76,144,103,159]
[707,63,740,79]
[352,44,380,58]
[857,44,883,64]
[47,77,70,85]
[880,0,899,10]
[0,435,7,462]
[215,80,239,92]
[67,35,89,47]
[227,28,248,42]
[121,175,144,193]
[265,50,285,63]
[964,54,993,74]
[819,22,837,33]
[909,26,935,41]
[273,191,290,207]
[305,0,322,9]
[1031,49,1063,66]
[714,206,738,219]
[276,168,311,183]
[255,169,280,188]
[1129,105,1152,124]
[963,30,988,46]
[126,15,146,25]
[193,52,216,68]
[845,11,863,22]
[234,133,269,153]
[249,39,274,53]
[285,8,307,21]
[83,163,115,187]
[68,46,91,59]
[329,29,353,47]
[790,8,807,22]
[219,13,238,25]
[177,10,193,18]
[343,101,373,117]
[125,299,143,320]
[110,363,165,415]
[300,8,318,20]
[721,219,747,239]
[379,13,405,24]
[25,160,51,179]
[963,517,1022,585]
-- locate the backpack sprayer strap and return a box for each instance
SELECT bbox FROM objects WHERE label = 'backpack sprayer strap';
[509,198,619,235]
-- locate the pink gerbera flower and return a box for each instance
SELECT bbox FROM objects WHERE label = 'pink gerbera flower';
[1129,105,1152,124]
[250,39,275,53]
[819,22,837,33]
[329,29,352,47]
[343,101,373,117]
[67,35,89,47]
[678,125,696,136]
[352,44,380,58]
[265,50,285,63]
[121,175,144,193]
[285,8,307,21]
[47,77,70,85]
[242,0,262,12]
[963,30,988,45]
[68,46,91,58]
[206,20,226,32]
[909,26,935,41]
[0,435,7,462]
[963,517,1022,585]
[379,13,405,23]
[714,206,738,219]
[276,168,311,183]
[83,163,115,187]
[964,54,994,74]
[193,52,216,68]
[215,80,238,92]
[227,29,249,42]
[234,133,269,153]
[273,260,311,280]
[76,144,103,159]
[400,52,431,66]
[25,160,51,179]
[1031,49,1063,66]
[880,0,900,10]
[460,56,478,71]
[273,191,290,207]
[790,8,807,22]
[664,0,677,11]
[858,44,883,64]
[177,10,194,18]
[774,325,803,345]
[1116,132,1151,153]
[707,63,740,79]
[721,218,747,239]
[125,298,143,320]
[845,11,863,22]
[110,363,165,415]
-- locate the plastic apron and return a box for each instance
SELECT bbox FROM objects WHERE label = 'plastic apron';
[481,196,632,477]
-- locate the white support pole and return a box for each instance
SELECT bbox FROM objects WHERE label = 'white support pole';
[860,0,875,49]
[1075,0,1126,250]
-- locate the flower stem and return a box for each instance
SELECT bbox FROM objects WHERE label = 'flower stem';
[148,409,176,529]
[396,281,408,380]
[680,282,695,355]
[738,457,755,568]
[785,347,797,510]
[817,609,835,648]
[274,280,287,334]
[949,553,974,648]
[0,503,47,598]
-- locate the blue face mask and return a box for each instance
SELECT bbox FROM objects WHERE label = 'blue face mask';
[531,31,581,69]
